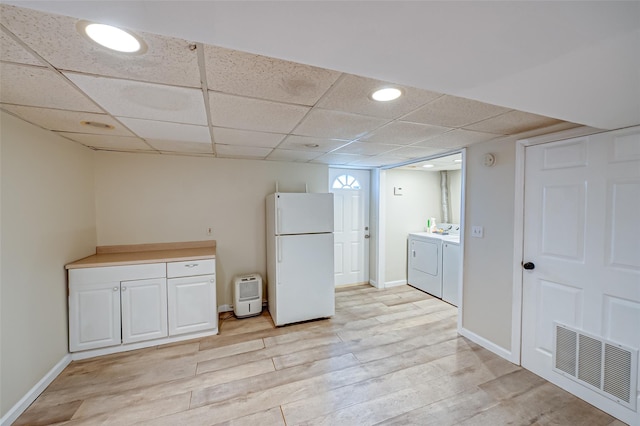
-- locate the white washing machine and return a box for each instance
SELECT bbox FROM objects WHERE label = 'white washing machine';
[407,224,460,300]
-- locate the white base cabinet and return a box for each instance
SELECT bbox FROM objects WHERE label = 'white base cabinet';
[69,259,216,354]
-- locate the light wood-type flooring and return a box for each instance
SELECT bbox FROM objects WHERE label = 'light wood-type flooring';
[15,284,624,425]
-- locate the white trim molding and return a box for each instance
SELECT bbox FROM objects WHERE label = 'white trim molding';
[0,354,72,426]
[385,279,407,288]
[460,327,514,363]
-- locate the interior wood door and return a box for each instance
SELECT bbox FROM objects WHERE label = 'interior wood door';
[521,127,640,424]
[330,169,370,286]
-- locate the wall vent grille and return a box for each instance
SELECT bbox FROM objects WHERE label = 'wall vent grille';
[553,323,638,411]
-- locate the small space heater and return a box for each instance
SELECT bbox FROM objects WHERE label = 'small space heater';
[233,274,263,318]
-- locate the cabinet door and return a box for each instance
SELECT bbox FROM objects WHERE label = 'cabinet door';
[69,281,121,352]
[167,274,217,336]
[121,278,168,344]
[442,243,460,306]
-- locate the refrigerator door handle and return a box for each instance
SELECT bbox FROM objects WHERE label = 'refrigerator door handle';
[277,238,282,263]
[276,208,282,234]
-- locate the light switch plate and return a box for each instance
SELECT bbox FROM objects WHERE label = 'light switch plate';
[471,226,484,238]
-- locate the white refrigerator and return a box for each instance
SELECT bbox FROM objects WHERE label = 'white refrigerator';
[266,192,335,326]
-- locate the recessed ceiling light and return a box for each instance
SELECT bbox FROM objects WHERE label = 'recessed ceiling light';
[371,87,402,102]
[77,21,146,53]
[422,164,435,168]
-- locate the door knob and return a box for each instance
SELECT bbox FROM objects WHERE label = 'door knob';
[523,262,535,270]
[364,235,370,239]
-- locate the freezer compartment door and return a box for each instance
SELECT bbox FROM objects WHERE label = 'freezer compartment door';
[275,193,334,235]
[275,233,334,325]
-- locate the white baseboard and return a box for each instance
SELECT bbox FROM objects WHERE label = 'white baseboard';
[71,328,219,361]
[218,304,233,312]
[0,354,72,426]
[384,279,407,288]
[459,326,515,363]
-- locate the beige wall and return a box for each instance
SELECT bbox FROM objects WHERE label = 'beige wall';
[93,151,328,306]
[0,112,96,417]
[384,169,441,284]
[462,137,516,350]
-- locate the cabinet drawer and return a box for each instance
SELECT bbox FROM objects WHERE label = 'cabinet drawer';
[167,259,215,278]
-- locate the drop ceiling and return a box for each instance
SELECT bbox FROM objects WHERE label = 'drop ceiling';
[2,3,635,168]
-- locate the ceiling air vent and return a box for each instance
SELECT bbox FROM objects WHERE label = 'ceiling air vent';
[553,323,638,411]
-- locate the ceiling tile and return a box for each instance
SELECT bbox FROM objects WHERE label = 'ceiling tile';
[0,104,134,136]
[65,74,207,125]
[402,95,510,128]
[463,110,565,135]
[317,74,442,119]
[0,28,43,66]
[0,62,102,112]
[278,135,349,152]
[348,155,406,167]
[146,139,213,154]
[266,149,320,162]
[390,145,448,159]
[57,132,153,151]
[212,127,286,148]
[359,121,450,145]
[117,117,211,143]
[333,142,399,156]
[209,92,310,133]
[401,153,463,171]
[414,129,499,149]
[0,5,201,87]
[215,144,273,159]
[205,45,341,106]
[311,153,363,165]
[293,109,388,139]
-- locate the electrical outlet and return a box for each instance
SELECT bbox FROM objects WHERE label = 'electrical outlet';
[206,227,212,236]
[471,226,484,238]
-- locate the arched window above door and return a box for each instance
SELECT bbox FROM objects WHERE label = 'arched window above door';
[332,174,361,190]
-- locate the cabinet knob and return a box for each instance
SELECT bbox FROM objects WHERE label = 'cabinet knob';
[113,287,118,292]
[121,286,127,291]
[209,279,214,283]
[185,264,198,268]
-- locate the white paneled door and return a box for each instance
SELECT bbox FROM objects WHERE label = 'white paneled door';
[330,168,370,287]
[521,127,640,424]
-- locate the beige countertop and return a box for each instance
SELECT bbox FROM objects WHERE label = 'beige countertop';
[65,241,216,269]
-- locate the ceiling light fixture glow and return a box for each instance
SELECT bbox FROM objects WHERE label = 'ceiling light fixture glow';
[79,21,144,53]
[422,164,435,168]
[371,87,402,102]
[453,159,462,163]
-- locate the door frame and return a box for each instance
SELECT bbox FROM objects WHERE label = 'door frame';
[375,148,467,334]
[511,125,606,365]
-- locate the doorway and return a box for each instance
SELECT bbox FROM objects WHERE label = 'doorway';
[329,168,370,287]
[379,151,465,306]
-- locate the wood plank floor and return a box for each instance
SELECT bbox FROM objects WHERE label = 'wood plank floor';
[15,284,624,426]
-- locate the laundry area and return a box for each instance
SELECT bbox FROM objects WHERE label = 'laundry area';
[384,153,463,306]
